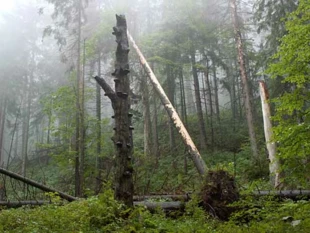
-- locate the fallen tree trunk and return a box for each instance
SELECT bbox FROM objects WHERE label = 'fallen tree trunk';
[133,194,190,201]
[0,167,77,202]
[0,190,309,210]
[134,201,184,211]
[253,190,310,198]
[134,190,310,201]
[127,32,207,176]
[0,200,49,208]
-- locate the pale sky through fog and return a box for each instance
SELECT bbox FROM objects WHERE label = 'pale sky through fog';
[0,0,15,12]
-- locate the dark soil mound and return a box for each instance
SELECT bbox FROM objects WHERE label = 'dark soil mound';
[200,170,239,220]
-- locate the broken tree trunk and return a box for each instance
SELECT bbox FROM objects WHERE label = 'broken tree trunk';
[0,201,50,208]
[134,201,184,211]
[0,167,77,202]
[127,32,207,176]
[95,15,133,206]
[252,190,310,198]
[259,81,281,188]
[230,0,259,159]
[133,194,190,201]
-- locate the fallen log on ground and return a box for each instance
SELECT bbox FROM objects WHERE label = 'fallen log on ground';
[133,190,310,201]
[0,190,310,210]
[0,167,77,202]
[253,190,310,198]
[0,200,184,211]
[0,200,50,208]
[133,194,190,201]
[134,201,184,211]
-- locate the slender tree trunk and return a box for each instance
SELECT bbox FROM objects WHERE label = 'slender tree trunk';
[22,76,31,177]
[259,81,281,188]
[203,66,214,150]
[190,48,208,150]
[152,91,160,166]
[95,53,102,193]
[201,71,209,125]
[141,73,152,156]
[0,98,7,167]
[179,68,188,174]
[14,122,19,159]
[179,68,187,125]
[212,65,220,123]
[185,78,196,114]
[167,66,176,150]
[230,0,259,158]
[7,103,21,168]
[79,37,86,196]
[236,75,243,122]
[0,167,77,202]
[150,63,160,165]
[128,32,208,176]
[47,108,51,145]
[232,73,237,121]
[75,0,82,197]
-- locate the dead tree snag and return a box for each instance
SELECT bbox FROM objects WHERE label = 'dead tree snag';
[95,14,133,206]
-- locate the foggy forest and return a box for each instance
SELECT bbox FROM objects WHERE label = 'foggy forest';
[0,0,309,232]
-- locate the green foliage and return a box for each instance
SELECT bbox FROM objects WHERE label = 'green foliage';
[218,197,310,233]
[1,188,310,232]
[266,0,310,187]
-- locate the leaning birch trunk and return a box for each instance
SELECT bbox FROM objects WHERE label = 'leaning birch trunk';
[259,81,281,188]
[127,32,207,176]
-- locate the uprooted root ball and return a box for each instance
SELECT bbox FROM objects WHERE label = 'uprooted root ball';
[200,170,239,220]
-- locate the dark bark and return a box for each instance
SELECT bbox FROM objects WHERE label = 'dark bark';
[179,68,188,173]
[150,62,160,164]
[190,48,207,150]
[230,0,259,158]
[0,167,77,201]
[22,75,32,177]
[179,68,187,125]
[134,194,190,201]
[167,66,176,150]
[231,71,237,121]
[134,201,184,211]
[95,15,133,206]
[152,92,160,165]
[7,104,21,168]
[212,66,220,123]
[0,98,7,166]
[95,53,102,193]
[141,72,152,156]
[0,201,50,207]
[79,38,86,196]
[203,66,214,150]
[75,0,82,198]
[252,190,310,198]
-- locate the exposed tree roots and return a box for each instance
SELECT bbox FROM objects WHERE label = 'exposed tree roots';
[200,170,239,220]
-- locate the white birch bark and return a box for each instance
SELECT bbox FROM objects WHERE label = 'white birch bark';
[259,81,281,188]
[127,32,207,176]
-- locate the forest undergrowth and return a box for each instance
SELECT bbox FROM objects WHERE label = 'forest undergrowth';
[0,186,309,233]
